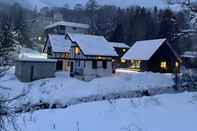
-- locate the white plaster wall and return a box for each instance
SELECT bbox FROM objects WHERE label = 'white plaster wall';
[83,61,112,81]
[63,60,70,71]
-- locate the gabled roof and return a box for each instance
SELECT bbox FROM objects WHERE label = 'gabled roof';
[67,33,118,57]
[122,39,167,60]
[109,42,129,48]
[45,21,90,30]
[48,34,71,53]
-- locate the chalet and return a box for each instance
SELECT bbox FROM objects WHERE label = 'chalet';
[66,33,118,81]
[109,42,129,68]
[44,21,90,35]
[122,39,181,73]
[43,34,71,71]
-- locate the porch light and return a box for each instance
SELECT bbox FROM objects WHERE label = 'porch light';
[175,62,179,68]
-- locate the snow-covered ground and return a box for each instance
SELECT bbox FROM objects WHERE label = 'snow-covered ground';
[11,92,197,131]
[0,67,174,108]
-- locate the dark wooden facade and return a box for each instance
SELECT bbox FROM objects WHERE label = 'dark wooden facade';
[130,42,181,73]
[113,47,129,68]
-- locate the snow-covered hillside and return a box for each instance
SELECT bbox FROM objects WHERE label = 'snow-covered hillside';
[11,92,197,131]
[0,68,174,108]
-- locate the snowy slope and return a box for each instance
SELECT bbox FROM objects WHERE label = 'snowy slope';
[11,92,197,131]
[0,68,174,107]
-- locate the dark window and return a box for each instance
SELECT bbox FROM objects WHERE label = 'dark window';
[102,61,107,69]
[60,26,65,30]
[47,46,52,56]
[92,60,97,69]
[84,61,86,68]
[56,60,63,70]
[73,27,77,30]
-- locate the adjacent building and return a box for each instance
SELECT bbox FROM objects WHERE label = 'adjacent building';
[15,58,57,82]
[66,33,118,81]
[109,42,129,68]
[43,34,71,70]
[122,39,181,73]
[44,21,90,35]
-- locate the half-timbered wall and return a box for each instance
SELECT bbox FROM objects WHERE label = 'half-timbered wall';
[69,39,113,81]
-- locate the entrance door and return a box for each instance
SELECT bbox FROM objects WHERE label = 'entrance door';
[56,60,63,70]
[70,62,73,72]
[70,62,74,77]
[30,66,34,81]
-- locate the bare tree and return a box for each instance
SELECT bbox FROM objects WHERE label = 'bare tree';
[0,97,18,131]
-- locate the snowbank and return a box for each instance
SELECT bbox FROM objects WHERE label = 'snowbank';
[11,92,197,131]
[0,68,174,107]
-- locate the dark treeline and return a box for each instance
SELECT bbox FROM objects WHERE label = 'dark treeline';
[0,0,194,54]
[41,0,191,53]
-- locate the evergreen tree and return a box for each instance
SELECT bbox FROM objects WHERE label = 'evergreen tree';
[10,3,30,47]
[109,23,124,42]
[86,0,99,33]
[0,13,18,67]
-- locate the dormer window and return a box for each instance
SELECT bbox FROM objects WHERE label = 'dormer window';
[75,47,80,55]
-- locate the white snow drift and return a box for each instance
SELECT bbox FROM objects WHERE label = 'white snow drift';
[0,67,174,107]
[11,92,197,131]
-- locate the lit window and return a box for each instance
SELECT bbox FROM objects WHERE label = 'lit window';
[97,56,102,60]
[121,59,126,63]
[75,47,80,55]
[123,49,126,52]
[131,60,141,69]
[160,61,167,69]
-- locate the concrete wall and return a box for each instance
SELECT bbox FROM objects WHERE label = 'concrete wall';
[15,60,56,82]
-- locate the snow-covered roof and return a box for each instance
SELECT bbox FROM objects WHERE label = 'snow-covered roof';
[67,33,118,57]
[45,21,90,30]
[122,39,166,60]
[16,58,57,62]
[48,34,71,53]
[109,42,129,48]
[19,48,47,59]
